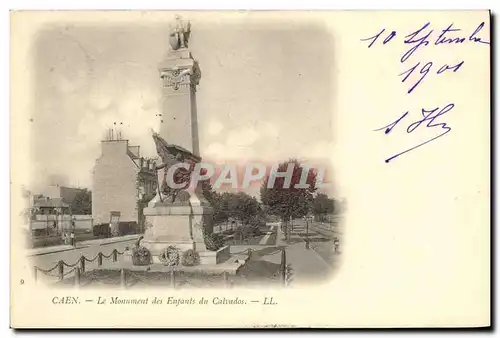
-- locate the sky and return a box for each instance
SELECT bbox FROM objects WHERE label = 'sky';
[30,18,336,196]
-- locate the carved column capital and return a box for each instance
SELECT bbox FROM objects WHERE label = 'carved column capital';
[160,61,201,91]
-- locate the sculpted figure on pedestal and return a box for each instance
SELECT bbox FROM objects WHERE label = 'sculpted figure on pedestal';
[151,131,201,204]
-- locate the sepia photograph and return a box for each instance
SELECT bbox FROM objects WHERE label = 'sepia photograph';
[21,13,343,290]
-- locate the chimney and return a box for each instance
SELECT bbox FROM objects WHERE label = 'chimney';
[101,139,129,156]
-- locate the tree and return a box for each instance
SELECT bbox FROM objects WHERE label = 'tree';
[312,193,335,221]
[201,181,230,227]
[260,159,317,240]
[71,189,92,215]
[229,192,261,225]
[201,180,217,206]
[205,190,262,232]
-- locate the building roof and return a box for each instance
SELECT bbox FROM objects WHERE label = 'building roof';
[40,185,86,204]
[33,197,70,208]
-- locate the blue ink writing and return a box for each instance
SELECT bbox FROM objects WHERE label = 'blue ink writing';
[361,22,486,162]
[401,22,432,63]
[360,29,397,48]
[399,60,464,94]
[362,22,489,62]
[374,103,454,163]
[435,22,490,45]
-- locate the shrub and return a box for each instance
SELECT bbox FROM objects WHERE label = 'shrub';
[235,224,260,240]
[265,214,280,222]
[158,246,180,266]
[248,223,261,236]
[234,227,248,240]
[249,215,265,228]
[131,246,151,266]
[33,229,48,237]
[205,233,225,251]
[181,249,200,266]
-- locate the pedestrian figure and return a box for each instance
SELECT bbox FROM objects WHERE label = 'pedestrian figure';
[70,231,75,246]
[333,236,340,252]
[65,232,71,245]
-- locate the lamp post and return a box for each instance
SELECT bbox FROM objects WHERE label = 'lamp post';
[70,207,76,246]
[306,217,310,249]
[61,207,65,239]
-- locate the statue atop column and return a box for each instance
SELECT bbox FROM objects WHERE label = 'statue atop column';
[169,15,191,50]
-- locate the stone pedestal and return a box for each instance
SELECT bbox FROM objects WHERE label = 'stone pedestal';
[137,191,223,265]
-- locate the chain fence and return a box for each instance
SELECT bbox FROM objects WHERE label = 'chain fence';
[33,247,293,289]
[33,249,124,282]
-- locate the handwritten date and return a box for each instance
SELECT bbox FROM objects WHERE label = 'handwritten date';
[361,22,489,61]
[361,21,488,94]
[399,60,464,94]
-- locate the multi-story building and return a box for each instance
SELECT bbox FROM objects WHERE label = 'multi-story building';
[92,136,157,230]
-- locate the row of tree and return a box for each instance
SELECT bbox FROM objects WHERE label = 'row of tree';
[260,159,337,239]
[203,182,263,227]
[312,193,336,221]
[202,159,338,239]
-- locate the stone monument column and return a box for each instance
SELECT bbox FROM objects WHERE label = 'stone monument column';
[158,51,201,156]
[141,16,216,262]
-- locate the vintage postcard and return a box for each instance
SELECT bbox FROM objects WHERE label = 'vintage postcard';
[10,10,490,328]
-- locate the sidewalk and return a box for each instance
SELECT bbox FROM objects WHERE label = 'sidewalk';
[26,244,76,256]
[284,241,332,285]
[27,234,140,257]
[275,222,332,285]
[77,234,140,247]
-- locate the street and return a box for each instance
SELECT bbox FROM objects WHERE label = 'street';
[28,218,343,287]
[289,218,342,267]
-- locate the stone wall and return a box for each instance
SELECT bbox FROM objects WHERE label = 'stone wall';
[31,215,93,231]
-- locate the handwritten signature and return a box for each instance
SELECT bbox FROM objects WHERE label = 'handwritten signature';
[374,103,454,163]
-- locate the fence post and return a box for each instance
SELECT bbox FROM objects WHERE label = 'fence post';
[170,268,175,288]
[80,256,85,273]
[58,261,64,281]
[112,249,118,262]
[98,252,103,267]
[33,266,38,282]
[74,267,80,287]
[120,269,126,288]
[280,249,286,286]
